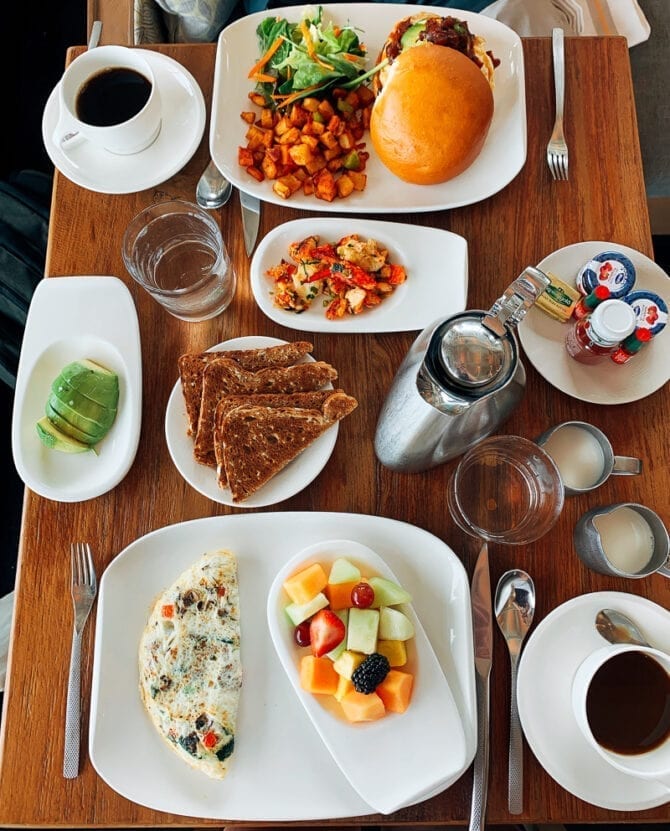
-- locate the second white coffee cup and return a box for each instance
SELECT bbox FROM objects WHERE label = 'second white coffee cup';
[54,45,161,155]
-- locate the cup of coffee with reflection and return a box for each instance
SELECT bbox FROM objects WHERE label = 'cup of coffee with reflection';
[572,643,670,789]
[53,45,161,155]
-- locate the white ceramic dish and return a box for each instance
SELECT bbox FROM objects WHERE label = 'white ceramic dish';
[42,51,205,194]
[251,218,468,333]
[517,590,670,810]
[164,336,339,507]
[89,512,476,820]
[267,538,469,815]
[518,241,670,404]
[12,276,142,503]
[210,3,526,213]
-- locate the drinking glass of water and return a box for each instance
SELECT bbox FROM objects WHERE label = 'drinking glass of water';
[122,199,236,322]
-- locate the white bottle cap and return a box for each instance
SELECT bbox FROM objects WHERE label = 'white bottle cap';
[589,299,636,345]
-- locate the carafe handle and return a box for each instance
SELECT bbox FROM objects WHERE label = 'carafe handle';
[483,266,551,337]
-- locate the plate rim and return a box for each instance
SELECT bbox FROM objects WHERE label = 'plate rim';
[250,217,469,333]
[210,3,526,213]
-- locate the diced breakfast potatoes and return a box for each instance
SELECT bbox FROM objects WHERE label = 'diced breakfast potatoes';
[283,557,415,722]
[238,87,375,202]
[267,234,407,319]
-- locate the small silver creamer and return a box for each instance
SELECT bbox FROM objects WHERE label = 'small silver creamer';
[373,267,551,472]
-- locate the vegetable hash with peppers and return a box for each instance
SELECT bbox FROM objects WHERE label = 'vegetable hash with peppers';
[266,234,407,319]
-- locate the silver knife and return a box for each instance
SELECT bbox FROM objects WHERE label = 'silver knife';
[469,541,493,831]
[240,190,261,256]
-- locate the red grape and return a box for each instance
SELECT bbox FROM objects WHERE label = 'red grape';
[351,582,375,609]
[294,620,311,647]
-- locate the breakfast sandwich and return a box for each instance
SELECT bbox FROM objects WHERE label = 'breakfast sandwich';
[138,550,241,779]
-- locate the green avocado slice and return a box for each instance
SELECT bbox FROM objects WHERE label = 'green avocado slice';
[44,401,99,445]
[400,21,426,49]
[36,418,93,454]
[54,359,119,407]
[48,385,116,435]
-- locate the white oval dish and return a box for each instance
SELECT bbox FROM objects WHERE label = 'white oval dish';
[164,336,339,507]
[210,3,526,213]
[12,276,142,502]
[266,538,468,815]
[518,241,670,404]
[250,217,468,333]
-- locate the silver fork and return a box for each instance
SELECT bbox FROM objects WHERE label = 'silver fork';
[63,543,97,779]
[547,27,569,181]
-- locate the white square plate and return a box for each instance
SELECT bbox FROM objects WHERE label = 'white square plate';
[89,512,476,821]
[210,4,526,213]
[250,218,468,332]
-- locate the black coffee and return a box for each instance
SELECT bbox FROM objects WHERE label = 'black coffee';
[586,651,670,755]
[76,67,152,127]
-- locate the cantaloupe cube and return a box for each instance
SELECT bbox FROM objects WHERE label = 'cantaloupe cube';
[376,639,407,667]
[376,670,414,713]
[283,563,328,605]
[299,655,339,695]
[340,690,386,722]
[334,675,354,702]
[325,580,357,610]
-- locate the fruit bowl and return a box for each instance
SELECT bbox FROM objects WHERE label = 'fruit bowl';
[266,539,468,815]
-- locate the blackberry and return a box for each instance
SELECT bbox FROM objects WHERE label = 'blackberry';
[351,652,390,694]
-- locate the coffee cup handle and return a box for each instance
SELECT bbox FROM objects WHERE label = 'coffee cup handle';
[611,455,642,476]
[53,110,86,153]
[656,555,670,579]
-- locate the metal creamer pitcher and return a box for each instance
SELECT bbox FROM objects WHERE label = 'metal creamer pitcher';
[374,267,551,472]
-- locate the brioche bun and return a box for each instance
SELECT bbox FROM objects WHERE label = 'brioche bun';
[369,44,494,185]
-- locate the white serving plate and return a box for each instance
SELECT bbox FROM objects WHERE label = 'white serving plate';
[89,512,476,821]
[210,4,526,213]
[42,52,205,195]
[164,336,340,507]
[12,276,142,502]
[267,538,469,815]
[251,218,468,332]
[518,241,670,404]
[517,590,670,810]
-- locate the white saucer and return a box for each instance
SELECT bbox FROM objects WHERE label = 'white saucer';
[164,336,340,508]
[42,51,205,194]
[517,590,670,810]
[518,241,670,404]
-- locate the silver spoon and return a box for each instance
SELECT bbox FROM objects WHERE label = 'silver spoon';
[196,159,233,210]
[61,21,103,144]
[495,569,535,815]
[595,608,651,647]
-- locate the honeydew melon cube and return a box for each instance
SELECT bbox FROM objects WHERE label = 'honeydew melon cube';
[285,592,329,626]
[326,609,349,660]
[346,608,379,654]
[378,606,415,641]
[333,649,365,679]
[368,576,412,608]
[328,557,361,585]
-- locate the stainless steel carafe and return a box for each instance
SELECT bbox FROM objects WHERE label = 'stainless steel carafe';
[374,267,551,472]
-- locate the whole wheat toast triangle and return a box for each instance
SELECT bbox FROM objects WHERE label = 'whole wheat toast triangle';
[194,358,338,466]
[220,392,357,503]
[178,341,313,435]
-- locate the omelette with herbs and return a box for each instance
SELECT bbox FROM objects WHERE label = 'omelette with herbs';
[139,550,241,779]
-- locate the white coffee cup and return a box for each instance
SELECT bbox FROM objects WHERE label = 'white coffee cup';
[53,45,161,155]
[572,643,670,789]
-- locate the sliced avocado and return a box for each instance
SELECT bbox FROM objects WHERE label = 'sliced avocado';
[400,21,426,49]
[36,417,92,454]
[45,401,99,445]
[55,360,119,407]
[48,385,116,435]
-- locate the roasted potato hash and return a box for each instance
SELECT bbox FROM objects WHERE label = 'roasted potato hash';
[238,87,375,201]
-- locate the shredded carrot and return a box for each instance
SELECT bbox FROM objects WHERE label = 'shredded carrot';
[273,82,322,107]
[247,36,285,79]
[251,72,277,84]
[299,20,334,71]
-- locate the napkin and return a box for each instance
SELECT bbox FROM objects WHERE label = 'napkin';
[481,0,650,47]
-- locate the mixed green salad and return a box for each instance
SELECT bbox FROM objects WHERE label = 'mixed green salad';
[249,6,381,107]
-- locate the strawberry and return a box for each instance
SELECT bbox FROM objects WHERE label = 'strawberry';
[309,609,345,657]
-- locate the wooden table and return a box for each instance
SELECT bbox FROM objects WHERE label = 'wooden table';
[1,38,668,828]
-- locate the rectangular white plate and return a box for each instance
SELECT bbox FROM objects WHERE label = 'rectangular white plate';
[90,512,476,821]
[210,3,526,213]
[250,218,468,332]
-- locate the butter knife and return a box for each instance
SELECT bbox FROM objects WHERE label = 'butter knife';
[240,190,261,256]
[469,541,492,831]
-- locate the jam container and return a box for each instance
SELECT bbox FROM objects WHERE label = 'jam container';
[576,251,636,298]
[623,290,668,336]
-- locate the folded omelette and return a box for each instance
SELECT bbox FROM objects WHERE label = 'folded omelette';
[138,550,241,779]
